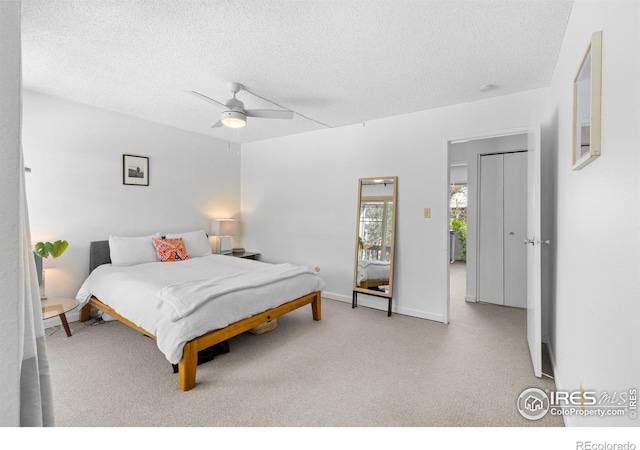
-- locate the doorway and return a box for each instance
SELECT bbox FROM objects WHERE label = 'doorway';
[446,126,545,379]
[446,131,528,322]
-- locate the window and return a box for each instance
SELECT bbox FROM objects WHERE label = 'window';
[450,184,467,222]
[450,184,467,261]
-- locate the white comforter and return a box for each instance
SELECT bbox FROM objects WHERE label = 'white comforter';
[357,259,390,283]
[76,254,326,364]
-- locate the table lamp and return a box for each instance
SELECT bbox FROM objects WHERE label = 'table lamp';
[210,219,236,254]
[35,255,56,300]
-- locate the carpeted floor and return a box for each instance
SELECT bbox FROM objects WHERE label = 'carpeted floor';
[43,261,562,427]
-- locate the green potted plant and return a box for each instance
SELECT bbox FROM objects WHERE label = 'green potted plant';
[34,240,69,259]
[450,218,467,261]
[33,239,68,299]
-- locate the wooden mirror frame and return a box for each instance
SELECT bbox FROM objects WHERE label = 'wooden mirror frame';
[352,176,398,306]
[572,31,602,170]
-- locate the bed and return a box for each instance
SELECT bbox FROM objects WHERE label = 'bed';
[76,232,325,391]
[356,259,390,289]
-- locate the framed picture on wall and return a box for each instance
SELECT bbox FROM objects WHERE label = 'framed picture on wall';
[123,154,149,186]
[572,31,602,170]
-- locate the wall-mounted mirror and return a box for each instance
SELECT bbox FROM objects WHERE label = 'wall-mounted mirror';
[352,176,397,316]
[572,30,602,170]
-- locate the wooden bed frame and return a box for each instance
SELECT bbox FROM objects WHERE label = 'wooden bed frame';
[83,238,321,391]
[358,279,389,289]
[80,291,321,391]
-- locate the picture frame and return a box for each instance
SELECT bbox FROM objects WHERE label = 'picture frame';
[123,154,149,186]
[572,31,602,170]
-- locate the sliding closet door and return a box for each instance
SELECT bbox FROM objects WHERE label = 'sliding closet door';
[478,151,528,308]
[503,152,528,308]
[478,154,504,306]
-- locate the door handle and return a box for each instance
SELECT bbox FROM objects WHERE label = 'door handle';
[524,238,550,246]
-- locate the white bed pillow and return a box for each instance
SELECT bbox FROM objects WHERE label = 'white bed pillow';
[164,230,212,257]
[109,233,161,266]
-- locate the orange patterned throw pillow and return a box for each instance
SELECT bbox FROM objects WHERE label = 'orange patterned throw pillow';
[152,237,189,262]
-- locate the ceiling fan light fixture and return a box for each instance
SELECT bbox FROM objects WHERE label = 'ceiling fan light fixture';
[221,111,246,128]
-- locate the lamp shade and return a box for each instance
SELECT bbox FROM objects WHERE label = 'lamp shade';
[43,256,57,269]
[210,219,237,236]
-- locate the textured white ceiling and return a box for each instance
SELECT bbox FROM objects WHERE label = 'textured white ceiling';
[21,0,573,143]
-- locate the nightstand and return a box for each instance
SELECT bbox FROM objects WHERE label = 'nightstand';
[228,251,261,260]
[42,297,78,337]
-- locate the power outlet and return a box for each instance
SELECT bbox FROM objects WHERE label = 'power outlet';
[424,208,431,219]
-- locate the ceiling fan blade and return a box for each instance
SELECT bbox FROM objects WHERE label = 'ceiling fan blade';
[211,120,223,128]
[245,109,294,120]
[189,90,227,109]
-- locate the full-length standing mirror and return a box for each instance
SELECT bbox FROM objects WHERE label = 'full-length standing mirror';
[352,176,398,316]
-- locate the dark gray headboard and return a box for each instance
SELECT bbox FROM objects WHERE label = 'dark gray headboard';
[89,240,111,273]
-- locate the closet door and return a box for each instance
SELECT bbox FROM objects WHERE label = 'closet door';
[478,154,504,305]
[503,152,528,308]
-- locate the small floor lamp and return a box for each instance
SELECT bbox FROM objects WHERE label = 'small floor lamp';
[210,219,237,254]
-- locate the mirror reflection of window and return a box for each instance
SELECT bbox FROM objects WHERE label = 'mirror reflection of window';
[359,199,393,262]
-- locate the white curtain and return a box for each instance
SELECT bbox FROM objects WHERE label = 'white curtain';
[18,148,55,427]
[0,0,54,427]
[1,0,54,426]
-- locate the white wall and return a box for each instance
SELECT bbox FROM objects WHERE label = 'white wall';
[547,0,640,426]
[449,166,467,185]
[22,91,241,322]
[449,142,468,185]
[241,89,548,322]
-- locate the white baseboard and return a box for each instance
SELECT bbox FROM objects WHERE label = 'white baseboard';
[321,291,351,302]
[323,291,446,323]
[545,340,572,427]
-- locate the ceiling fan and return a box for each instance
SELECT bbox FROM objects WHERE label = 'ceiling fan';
[189,82,294,129]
